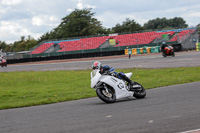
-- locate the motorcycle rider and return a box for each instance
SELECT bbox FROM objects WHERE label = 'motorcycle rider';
[0,55,3,62]
[92,61,135,89]
[161,42,168,53]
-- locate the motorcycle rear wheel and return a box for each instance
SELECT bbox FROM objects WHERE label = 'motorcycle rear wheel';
[96,87,116,103]
[132,82,146,99]
[172,52,175,57]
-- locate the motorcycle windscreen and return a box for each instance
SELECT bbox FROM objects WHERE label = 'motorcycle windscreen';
[125,72,133,78]
[91,70,97,78]
[91,70,101,88]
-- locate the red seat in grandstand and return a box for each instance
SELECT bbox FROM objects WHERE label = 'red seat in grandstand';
[30,42,54,54]
[169,29,195,42]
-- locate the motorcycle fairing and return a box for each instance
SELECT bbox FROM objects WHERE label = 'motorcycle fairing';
[99,75,134,99]
[90,70,101,88]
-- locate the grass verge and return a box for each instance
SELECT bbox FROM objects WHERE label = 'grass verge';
[0,67,200,110]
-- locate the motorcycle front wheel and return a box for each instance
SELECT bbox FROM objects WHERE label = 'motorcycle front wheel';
[162,52,167,57]
[132,82,146,99]
[96,87,116,103]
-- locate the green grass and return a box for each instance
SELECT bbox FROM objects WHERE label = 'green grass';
[0,67,200,110]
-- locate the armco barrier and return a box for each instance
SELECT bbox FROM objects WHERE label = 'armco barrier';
[154,46,161,53]
[124,43,182,56]
[125,46,161,56]
[124,49,128,55]
[143,47,147,54]
[150,47,155,53]
[140,48,144,54]
[136,48,140,54]
[196,42,200,51]
[8,50,125,64]
[132,48,137,55]
[146,47,151,54]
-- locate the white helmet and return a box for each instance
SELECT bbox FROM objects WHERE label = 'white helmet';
[92,61,102,70]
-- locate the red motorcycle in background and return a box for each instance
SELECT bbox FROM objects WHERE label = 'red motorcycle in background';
[162,46,175,57]
[0,59,7,67]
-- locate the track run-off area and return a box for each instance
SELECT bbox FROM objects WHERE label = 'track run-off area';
[0,51,200,133]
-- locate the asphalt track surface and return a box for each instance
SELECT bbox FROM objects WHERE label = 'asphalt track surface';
[0,51,200,133]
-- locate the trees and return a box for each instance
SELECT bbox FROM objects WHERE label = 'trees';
[143,17,188,30]
[60,8,107,37]
[38,8,107,42]
[170,17,188,29]
[0,41,7,50]
[112,18,143,33]
[2,36,37,52]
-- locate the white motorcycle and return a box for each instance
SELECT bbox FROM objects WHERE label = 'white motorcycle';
[90,70,146,103]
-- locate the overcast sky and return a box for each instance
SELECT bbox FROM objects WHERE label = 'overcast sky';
[0,0,199,43]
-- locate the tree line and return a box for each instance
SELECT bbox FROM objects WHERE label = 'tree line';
[0,8,189,52]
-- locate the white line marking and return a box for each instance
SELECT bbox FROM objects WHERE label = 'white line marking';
[148,120,154,123]
[106,115,112,118]
[170,115,181,118]
[180,128,200,133]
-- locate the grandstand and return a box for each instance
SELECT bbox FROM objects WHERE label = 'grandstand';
[29,28,197,55]
[114,31,175,47]
[169,28,197,42]
[29,42,54,54]
[58,36,111,52]
[5,27,197,64]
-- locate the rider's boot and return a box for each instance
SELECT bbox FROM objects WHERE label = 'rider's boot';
[123,75,142,91]
[122,75,135,89]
